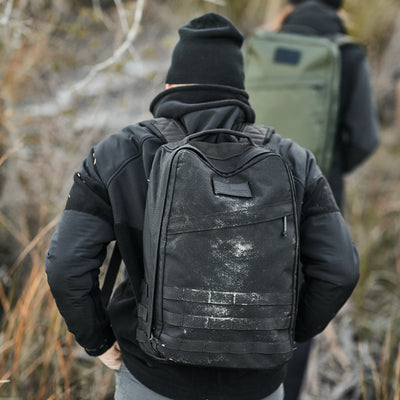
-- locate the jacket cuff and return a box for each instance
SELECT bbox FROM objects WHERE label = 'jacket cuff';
[84,325,116,357]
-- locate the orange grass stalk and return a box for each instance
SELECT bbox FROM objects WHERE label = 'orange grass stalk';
[380,318,393,400]
[358,342,368,400]
[0,369,12,388]
[0,280,9,313]
[11,263,44,375]
[394,344,400,400]
[370,355,382,400]
[10,216,59,275]
[37,299,65,399]
[0,139,22,168]
[55,336,72,400]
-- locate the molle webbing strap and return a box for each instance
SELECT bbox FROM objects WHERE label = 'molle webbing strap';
[138,303,148,321]
[163,311,291,331]
[163,286,292,306]
[157,333,292,355]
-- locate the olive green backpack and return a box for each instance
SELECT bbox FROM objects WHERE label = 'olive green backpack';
[245,30,353,174]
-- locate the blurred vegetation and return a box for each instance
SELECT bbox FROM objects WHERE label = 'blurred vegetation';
[0,0,399,399]
[344,0,400,55]
[345,124,400,400]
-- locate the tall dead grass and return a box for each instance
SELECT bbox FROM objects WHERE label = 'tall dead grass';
[345,125,400,400]
[0,263,115,399]
[0,137,113,398]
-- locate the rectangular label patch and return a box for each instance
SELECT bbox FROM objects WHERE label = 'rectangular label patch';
[212,177,252,198]
[274,47,301,65]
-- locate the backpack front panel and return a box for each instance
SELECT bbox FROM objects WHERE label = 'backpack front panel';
[138,141,299,369]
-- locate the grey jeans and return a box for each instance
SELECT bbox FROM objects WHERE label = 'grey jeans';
[115,363,284,400]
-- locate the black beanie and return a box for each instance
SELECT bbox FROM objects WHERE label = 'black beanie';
[289,0,343,9]
[166,13,245,89]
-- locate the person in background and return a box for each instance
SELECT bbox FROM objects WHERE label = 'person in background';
[272,0,380,210]
[264,1,380,398]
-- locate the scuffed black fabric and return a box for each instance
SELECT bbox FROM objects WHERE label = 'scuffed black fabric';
[282,0,380,209]
[66,172,113,223]
[302,176,339,218]
[46,84,359,400]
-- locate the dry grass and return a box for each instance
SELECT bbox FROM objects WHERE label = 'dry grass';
[0,267,115,399]
[299,125,400,400]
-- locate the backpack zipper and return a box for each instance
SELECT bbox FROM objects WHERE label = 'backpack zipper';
[282,215,288,237]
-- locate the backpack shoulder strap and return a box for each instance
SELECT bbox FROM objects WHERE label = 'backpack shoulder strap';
[139,118,187,143]
[242,123,275,147]
[280,24,319,36]
[332,34,358,47]
[101,118,186,306]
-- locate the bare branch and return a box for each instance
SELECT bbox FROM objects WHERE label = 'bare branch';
[10,214,60,273]
[0,0,13,26]
[71,0,146,94]
[114,0,129,35]
[92,0,113,30]
[0,139,23,168]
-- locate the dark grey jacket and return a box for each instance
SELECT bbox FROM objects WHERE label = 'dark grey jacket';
[46,85,359,400]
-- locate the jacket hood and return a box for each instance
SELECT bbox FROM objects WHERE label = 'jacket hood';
[150,84,255,134]
[282,0,346,35]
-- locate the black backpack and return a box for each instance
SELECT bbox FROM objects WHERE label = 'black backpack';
[127,118,300,369]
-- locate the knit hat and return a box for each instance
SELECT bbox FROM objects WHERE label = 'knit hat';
[165,13,245,89]
[289,0,343,9]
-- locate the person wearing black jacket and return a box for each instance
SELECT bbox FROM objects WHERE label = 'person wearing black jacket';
[280,0,380,210]
[45,12,359,400]
[270,0,379,398]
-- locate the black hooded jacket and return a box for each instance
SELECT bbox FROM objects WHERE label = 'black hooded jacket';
[282,0,380,208]
[46,84,359,400]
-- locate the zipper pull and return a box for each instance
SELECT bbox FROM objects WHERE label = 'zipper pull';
[282,216,288,237]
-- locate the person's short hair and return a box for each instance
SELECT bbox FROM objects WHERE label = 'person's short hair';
[166,13,245,89]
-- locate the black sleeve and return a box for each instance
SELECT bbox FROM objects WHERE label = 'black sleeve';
[295,176,360,342]
[46,151,116,356]
[340,46,380,173]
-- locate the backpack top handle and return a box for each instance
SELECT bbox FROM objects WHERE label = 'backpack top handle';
[185,129,256,146]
